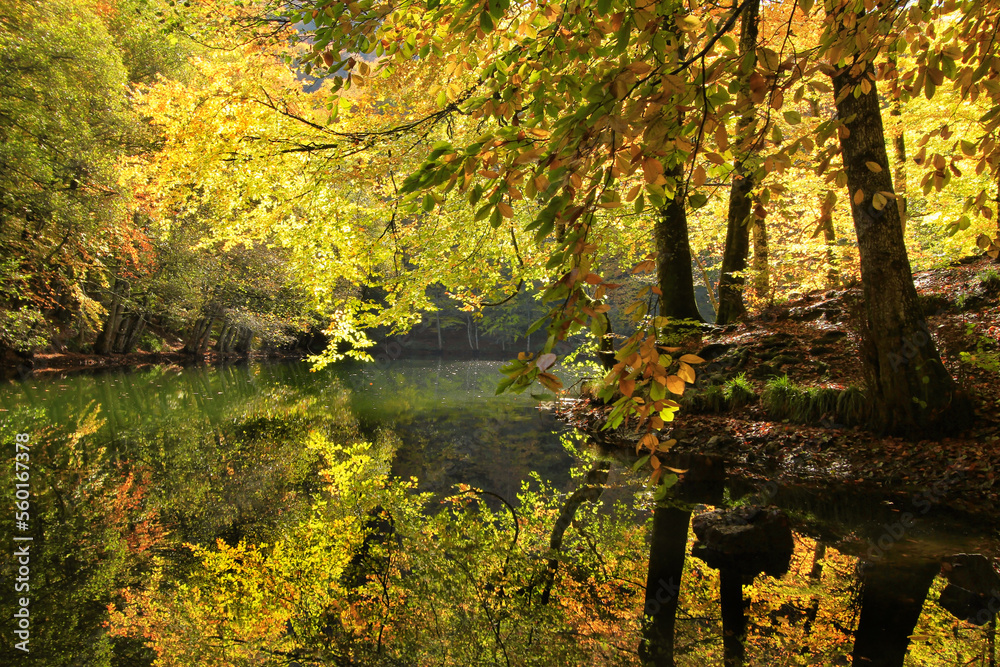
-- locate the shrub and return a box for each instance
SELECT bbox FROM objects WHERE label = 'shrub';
[978,267,1000,293]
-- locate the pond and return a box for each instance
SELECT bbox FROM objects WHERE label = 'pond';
[0,359,997,666]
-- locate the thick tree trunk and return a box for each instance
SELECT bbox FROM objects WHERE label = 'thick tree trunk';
[715,0,761,325]
[656,165,704,322]
[887,47,908,230]
[852,559,939,667]
[639,506,692,666]
[720,568,746,667]
[830,52,969,433]
[115,315,145,354]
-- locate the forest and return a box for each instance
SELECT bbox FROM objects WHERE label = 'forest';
[2,0,1000,427]
[2,0,1000,663]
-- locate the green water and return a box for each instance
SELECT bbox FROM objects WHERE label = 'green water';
[1,360,999,666]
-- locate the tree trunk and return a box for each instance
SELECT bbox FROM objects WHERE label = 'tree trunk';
[95,279,126,355]
[184,318,207,354]
[436,310,443,350]
[887,47,908,230]
[720,568,746,667]
[197,318,215,355]
[116,315,145,354]
[639,506,692,666]
[829,46,969,433]
[216,322,231,353]
[656,165,704,322]
[715,0,761,325]
[851,559,939,667]
[752,215,769,299]
[817,191,840,288]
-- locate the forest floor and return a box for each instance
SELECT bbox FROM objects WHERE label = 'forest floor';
[559,255,1000,517]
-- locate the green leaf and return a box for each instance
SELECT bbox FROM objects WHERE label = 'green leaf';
[474,204,492,221]
[783,110,801,125]
[631,455,651,472]
[480,11,494,32]
[495,375,516,394]
[688,193,708,209]
[526,314,550,336]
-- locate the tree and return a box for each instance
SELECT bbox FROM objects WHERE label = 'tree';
[824,0,970,432]
[715,0,761,325]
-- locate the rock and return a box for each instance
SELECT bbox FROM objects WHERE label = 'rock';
[936,554,1000,625]
[697,342,735,362]
[749,363,779,380]
[942,554,1000,596]
[691,506,795,577]
[789,298,843,322]
[772,354,804,367]
[813,331,847,345]
[938,584,998,626]
[809,345,835,355]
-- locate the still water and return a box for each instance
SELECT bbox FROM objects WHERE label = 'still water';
[0,359,997,666]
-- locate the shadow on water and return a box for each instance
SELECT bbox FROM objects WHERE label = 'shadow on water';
[629,452,1000,666]
[0,360,998,665]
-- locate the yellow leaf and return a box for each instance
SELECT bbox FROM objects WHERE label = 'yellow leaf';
[666,375,685,395]
[679,353,705,364]
[853,189,865,205]
[865,161,882,173]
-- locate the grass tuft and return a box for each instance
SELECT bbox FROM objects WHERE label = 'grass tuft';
[723,373,756,410]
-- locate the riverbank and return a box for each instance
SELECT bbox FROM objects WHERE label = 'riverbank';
[558,255,1000,518]
[1,348,307,378]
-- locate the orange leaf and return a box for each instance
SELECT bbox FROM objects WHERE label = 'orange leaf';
[620,378,636,397]
[679,353,705,364]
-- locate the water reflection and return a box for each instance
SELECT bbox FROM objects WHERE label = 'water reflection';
[0,361,998,665]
